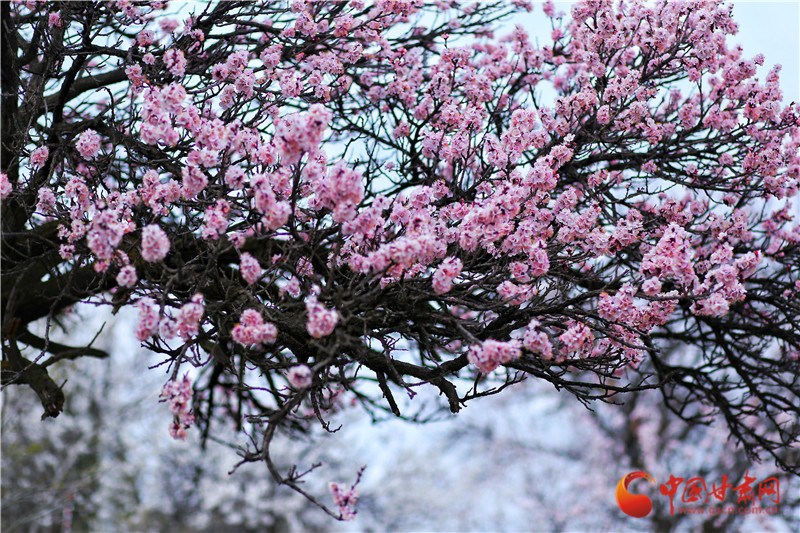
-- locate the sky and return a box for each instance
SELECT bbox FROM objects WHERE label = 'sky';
[730,1,799,104]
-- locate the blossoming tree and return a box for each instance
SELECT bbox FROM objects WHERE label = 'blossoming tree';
[2,0,798,518]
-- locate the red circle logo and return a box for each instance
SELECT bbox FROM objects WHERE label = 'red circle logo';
[616,471,656,518]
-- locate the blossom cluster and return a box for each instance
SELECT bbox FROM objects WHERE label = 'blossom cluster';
[432,257,462,295]
[160,374,195,440]
[522,320,554,360]
[329,482,359,521]
[140,224,170,262]
[135,297,160,341]
[305,297,339,339]
[239,253,262,285]
[467,339,522,374]
[75,129,101,159]
[275,104,332,165]
[231,309,278,346]
[175,293,204,340]
[286,365,313,389]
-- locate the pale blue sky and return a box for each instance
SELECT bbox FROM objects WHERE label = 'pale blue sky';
[732,1,799,103]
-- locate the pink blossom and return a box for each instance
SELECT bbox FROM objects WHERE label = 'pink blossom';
[140,224,170,262]
[160,373,194,440]
[432,257,462,294]
[329,482,359,521]
[306,297,339,338]
[48,12,61,28]
[135,297,160,341]
[559,322,593,354]
[86,210,127,260]
[231,308,278,345]
[59,244,74,260]
[136,29,155,47]
[597,284,640,326]
[164,48,187,78]
[467,339,522,373]
[279,70,302,97]
[0,173,10,199]
[692,292,730,317]
[642,277,662,295]
[735,251,761,278]
[640,223,697,287]
[595,105,611,124]
[311,161,364,222]
[159,18,179,33]
[116,265,138,288]
[126,64,147,89]
[393,121,410,138]
[527,242,550,277]
[498,280,533,305]
[523,321,553,360]
[176,293,204,340]
[234,70,255,98]
[287,365,313,389]
[274,104,332,165]
[30,145,49,167]
[280,277,302,298]
[224,166,246,189]
[180,163,207,199]
[201,199,230,239]
[240,252,262,284]
[36,187,56,213]
[75,129,101,159]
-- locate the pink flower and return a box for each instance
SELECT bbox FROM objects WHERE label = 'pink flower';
[311,161,364,222]
[287,365,313,389]
[136,29,155,47]
[176,293,204,340]
[642,277,662,295]
[306,297,339,338]
[467,339,522,373]
[432,259,461,294]
[523,322,553,360]
[140,224,170,262]
[135,297,160,341]
[48,12,61,28]
[231,308,278,345]
[30,146,49,167]
[164,48,186,78]
[224,166,246,189]
[180,163,207,199]
[559,322,593,354]
[692,292,730,317]
[160,373,194,440]
[75,129,101,159]
[240,252,262,284]
[596,105,611,124]
[36,187,56,213]
[0,173,10,199]
[159,18,179,33]
[640,223,697,287]
[126,64,147,89]
[201,199,230,239]
[329,482,359,521]
[274,104,332,165]
[116,265,138,288]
